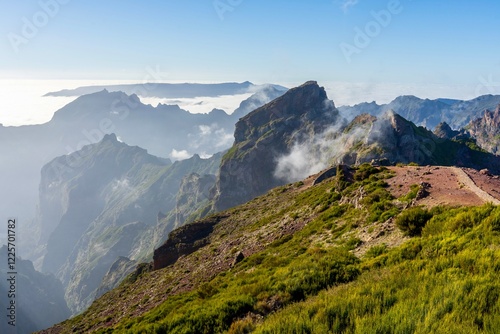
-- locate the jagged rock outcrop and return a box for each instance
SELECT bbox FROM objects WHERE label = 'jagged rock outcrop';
[153,214,227,270]
[433,122,460,139]
[213,81,340,211]
[466,104,500,155]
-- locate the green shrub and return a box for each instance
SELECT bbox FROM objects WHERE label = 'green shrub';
[396,206,432,236]
[365,244,388,258]
[354,164,379,181]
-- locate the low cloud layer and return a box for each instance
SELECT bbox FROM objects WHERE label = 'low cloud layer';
[139,93,253,115]
[170,149,192,160]
[274,112,395,183]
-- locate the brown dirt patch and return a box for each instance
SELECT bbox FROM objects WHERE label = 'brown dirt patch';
[386,166,485,207]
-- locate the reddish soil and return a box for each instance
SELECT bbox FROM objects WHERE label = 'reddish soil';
[386,166,500,207]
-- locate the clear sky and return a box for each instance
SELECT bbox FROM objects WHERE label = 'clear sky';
[1,0,500,94]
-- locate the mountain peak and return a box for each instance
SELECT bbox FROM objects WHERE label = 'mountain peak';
[214,81,340,211]
[234,81,333,143]
[103,133,118,142]
[433,122,459,139]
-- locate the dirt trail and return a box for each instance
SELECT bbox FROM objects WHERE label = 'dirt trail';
[452,167,500,205]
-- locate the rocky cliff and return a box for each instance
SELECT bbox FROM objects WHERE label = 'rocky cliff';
[153,214,226,270]
[174,173,216,226]
[466,104,500,155]
[213,81,340,211]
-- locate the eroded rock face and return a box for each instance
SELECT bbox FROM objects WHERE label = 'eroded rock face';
[175,173,216,226]
[467,104,500,154]
[213,81,340,211]
[153,214,227,270]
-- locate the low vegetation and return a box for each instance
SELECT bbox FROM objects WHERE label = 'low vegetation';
[43,165,500,333]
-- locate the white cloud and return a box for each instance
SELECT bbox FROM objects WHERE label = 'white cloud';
[199,125,212,136]
[139,93,253,115]
[170,149,192,160]
[111,178,131,192]
[189,123,234,150]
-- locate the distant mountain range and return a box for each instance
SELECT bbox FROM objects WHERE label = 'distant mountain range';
[338,94,500,130]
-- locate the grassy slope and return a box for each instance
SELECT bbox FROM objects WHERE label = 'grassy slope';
[42,165,500,333]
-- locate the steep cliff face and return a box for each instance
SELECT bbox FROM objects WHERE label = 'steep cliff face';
[39,134,169,276]
[175,173,216,226]
[213,81,340,211]
[467,104,500,155]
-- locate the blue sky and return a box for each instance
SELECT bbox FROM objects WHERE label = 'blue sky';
[1,0,500,90]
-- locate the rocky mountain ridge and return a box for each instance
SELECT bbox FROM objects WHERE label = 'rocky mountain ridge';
[338,94,500,130]
[466,104,500,154]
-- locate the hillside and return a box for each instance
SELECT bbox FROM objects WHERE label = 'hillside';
[40,163,500,333]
